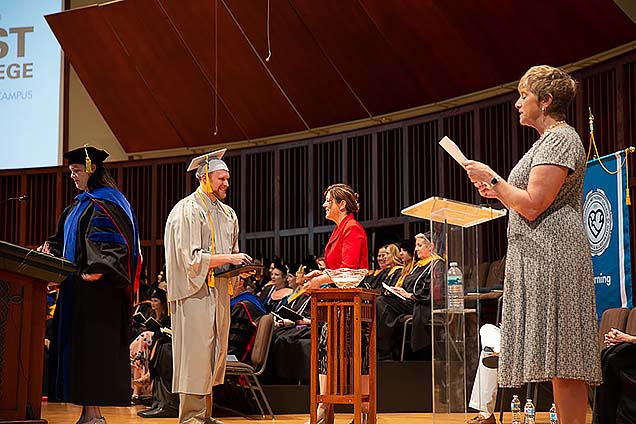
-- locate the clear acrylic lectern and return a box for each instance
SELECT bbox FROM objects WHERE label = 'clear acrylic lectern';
[402,197,506,423]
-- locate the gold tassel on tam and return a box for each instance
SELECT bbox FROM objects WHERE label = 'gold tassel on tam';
[204,155,213,194]
[84,144,93,173]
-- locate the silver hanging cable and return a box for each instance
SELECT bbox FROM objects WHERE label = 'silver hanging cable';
[213,0,219,136]
[221,0,310,131]
[265,0,272,62]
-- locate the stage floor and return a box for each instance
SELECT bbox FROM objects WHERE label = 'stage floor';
[41,402,591,423]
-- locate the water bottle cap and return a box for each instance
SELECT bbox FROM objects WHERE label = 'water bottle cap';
[450,261,458,267]
[526,399,532,402]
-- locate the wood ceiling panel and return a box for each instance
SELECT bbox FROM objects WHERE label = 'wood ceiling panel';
[46,6,183,153]
[223,0,369,127]
[157,0,307,140]
[47,0,636,154]
[103,0,247,147]
[289,0,426,116]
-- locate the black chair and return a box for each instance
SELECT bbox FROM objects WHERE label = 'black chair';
[225,313,275,419]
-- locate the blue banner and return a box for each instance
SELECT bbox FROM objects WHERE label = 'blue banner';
[583,150,633,321]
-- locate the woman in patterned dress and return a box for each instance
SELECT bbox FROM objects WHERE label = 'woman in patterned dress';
[464,65,601,424]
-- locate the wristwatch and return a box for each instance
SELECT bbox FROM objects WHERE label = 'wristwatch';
[490,177,500,187]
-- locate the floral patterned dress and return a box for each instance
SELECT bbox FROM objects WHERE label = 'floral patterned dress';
[498,126,602,387]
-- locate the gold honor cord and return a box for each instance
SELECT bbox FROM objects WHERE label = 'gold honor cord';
[587,108,634,205]
[196,189,233,295]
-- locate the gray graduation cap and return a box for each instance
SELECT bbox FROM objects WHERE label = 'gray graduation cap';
[187,149,228,173]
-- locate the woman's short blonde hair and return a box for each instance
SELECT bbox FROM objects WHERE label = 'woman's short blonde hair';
[518,65,577,120]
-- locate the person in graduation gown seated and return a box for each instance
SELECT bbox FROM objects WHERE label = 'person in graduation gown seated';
[259,261,293,313]
[359,246,388,289]
[395,239,416,286]
[376,233,443,361]
[374,243,403,289]
[40,145,142,424]
[269,265,313,383]
[596,327,636,423]
[304,183,369,424]
[130,285,170,405]
[136,286,179,419]
[228,275,267,362]
[164,149,252,424]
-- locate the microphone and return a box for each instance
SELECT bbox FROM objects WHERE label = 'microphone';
[0,195,29,204]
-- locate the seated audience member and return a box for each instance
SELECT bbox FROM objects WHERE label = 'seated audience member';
[374,243,403,289]
[130,286,169,404]
[260,261,293,313]
[269,265,313,383]
[597,327,636,423]
[228,275,267,362]
[467,324,500,424]
[376,233,443,360]
[136,286,178,418]
[360,246,389,289]
[131,285,152,341]
[394,239,415,287]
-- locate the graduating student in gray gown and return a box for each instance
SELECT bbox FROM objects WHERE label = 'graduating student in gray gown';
[164,149,252,424]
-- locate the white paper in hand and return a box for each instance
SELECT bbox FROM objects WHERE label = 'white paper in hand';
[439,136,469,168]
[382,282,406,300]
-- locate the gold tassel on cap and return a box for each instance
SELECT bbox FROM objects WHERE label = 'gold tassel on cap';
[204,155,213,194]
[84,144,93,174]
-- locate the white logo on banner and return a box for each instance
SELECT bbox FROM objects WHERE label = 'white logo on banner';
[584,189,613,256]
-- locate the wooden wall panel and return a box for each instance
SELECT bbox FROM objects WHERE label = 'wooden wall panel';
[245,151,274,232]
[623,62,636,150]
[442,112,476,203]
[377,128,404,220]
[280,234,309,269]
[406,119,439,209]
[582,69,618,153]
[346,134,373,222]
[280,146,308,230]
[313,140,343,225]
[0,176,20,244]
[245,237,275,262]
[25,173,58,246]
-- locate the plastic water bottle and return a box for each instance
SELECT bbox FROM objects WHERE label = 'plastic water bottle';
[511,395,522,424]
[447,262,464,309]
[524,399,535,424]
[549,403,558,423]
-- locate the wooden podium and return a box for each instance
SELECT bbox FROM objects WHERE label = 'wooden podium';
[309,288,377,424]
[0,241,76,423]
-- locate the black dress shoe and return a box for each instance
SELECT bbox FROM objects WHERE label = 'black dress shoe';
[138,407,178,418]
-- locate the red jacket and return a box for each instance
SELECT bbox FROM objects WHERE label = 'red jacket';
[324,213,369,269]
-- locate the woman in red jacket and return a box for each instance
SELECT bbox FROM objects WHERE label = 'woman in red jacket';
[305,183,369,424]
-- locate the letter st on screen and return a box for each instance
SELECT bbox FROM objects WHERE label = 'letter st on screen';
[0,26,35,79]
